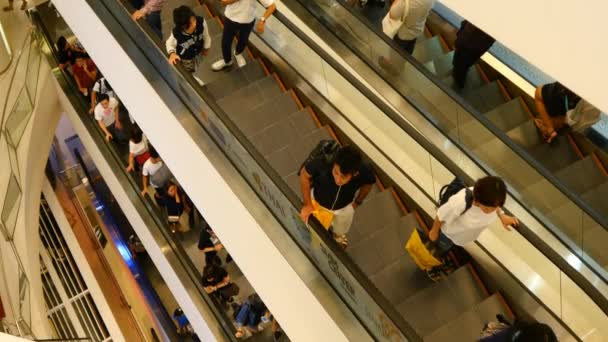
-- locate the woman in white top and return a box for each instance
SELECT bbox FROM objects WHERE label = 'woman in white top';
[126,125,150,173]
[429,176,519,253]
[388,0,436,54]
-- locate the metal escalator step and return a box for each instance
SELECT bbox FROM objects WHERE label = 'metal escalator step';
[484,98,530,132]
[425,294,508,342]
[236,92,299,137]
[249,109,318,156]
[527,135,581,172]
[463,81,507,114]
[423,60,437,74]
[192,4,211,20]
[266,127,333,177]
[396,266,486,337]
[217,76,282,117]
[521,178,569,213]
[431,50,454,78]
[205,16,222,37]
[413,36,445,64]
[194,33,225,85]
[582,181,608,216]
[440,64,484,92]
[348,214,418,277]
[204,61,266,99]
[369,256,432,307]
[506,120,543,148]
[555,156,606,194]
[348,191,404,246]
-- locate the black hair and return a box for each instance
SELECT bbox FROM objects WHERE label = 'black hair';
[473,176,506,207]
[510,322,557,342]
[149,145,160,159]
[173,5,194,30]
[57,36,67,51]
[73,51,88,60]
[97,93,110,103]
[130,125,143,143]
[202,263,222,280]
[333,146,361,175]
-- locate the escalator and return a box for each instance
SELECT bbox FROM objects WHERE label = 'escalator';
[37,0,587,340]
[285,0,608,288]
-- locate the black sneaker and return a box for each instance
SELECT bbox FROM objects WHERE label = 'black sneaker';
[273,331,283,341]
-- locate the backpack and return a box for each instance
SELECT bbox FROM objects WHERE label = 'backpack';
[150,163,173,188]
[297,140,340,176]
[438,177,473,215]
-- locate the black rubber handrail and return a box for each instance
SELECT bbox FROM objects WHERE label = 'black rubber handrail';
[30,10,239,341]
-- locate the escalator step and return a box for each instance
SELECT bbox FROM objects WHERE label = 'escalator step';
[484,98,530,132]
[440,64,484,92]
[236,92,300,137]
[413,36,445,64]
[266,127,333,177]
[192,4,212,20]
[217,75,282,117]
[368,254,432,307]
[425,294,508,342]
[193,32,225,85]
[506,120,543,148]
[284,172,302,199]
[521,179,569,213]
[555,156,606,194]
[431,50,454,78]
[526,135,581,172]
[582,181,608,216]
[423,60,437,74]
[463,81,507,114]
[205,16,222,37]
[396,266,486,337]
[249,108,318,156]
[458,119,496,150]
[348,191,404,246]
[204,61,266,99]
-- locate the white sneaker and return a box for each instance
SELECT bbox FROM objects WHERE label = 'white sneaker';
[235,53,247,68]
[211,59,233,71]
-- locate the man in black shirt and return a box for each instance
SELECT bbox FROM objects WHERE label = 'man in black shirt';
[198,227,223,266]
[300,146,375,246]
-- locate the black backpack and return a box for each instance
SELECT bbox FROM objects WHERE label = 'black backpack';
[438,177,473,215]
[297,140,340,176]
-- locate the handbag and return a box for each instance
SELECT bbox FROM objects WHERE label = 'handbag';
[382,0,410,39]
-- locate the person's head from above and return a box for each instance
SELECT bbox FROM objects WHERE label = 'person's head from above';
[473,176,506,213]
[167,181,178,197]
[174,6,196,34]
[203,264,222,283]
[149,145,160,161]
[332,146,362,186]
[512,322,557,342]
[97,93,110,109]
[74,52,89,67]
[130,125,143,143]
[57,36,68,51]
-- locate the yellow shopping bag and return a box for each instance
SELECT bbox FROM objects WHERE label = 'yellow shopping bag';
[310,199,334,230]
[405,229,442,271]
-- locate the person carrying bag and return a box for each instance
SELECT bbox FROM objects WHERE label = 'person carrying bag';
[382,0,409,39]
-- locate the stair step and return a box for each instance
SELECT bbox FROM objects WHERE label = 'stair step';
[217,75,282,117]
[555,156,606,194]
[431,50,454,78]
[413,36,445,64]
[266,127,333,177]
[425,294,508,342]
[521,179,570,214]
[396,266,486,337]
[348,214,418,276]
[464,81,507,114]
[249,108,318,156]
[506,120,543,148]
[527,135,581,172]
[484,98,530,132]
[440,64,484,92]
[348,190,405,245]
[204,61,266,99]
[235,92,300,137]
[193,32,226,86]
[369,255,433,307]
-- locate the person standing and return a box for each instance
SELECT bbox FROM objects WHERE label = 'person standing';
[93,94,121,143]
[387,0,436,54]
[452,20,495,89]
[131,0,167,39]
[211,0,276,71]
[90,77,116,113]
[166,5,211,73]
[299,146,376,247]
[72,53,98,100]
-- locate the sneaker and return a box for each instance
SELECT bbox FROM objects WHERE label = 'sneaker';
[273,331,283,341]
[235,53,247,68]
[211,59,233,71]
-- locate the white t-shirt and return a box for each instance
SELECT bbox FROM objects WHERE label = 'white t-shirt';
[142,159,163,187]
[225,0,274,24]
[129,135,148,156]
[390,0,436,40]
[94,97,119,127]
[437,188,498,246]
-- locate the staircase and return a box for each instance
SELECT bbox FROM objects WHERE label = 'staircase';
[168,1,519,339]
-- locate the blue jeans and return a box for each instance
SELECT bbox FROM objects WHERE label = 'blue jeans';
[145,11,162,39]
[436,232,454,257]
